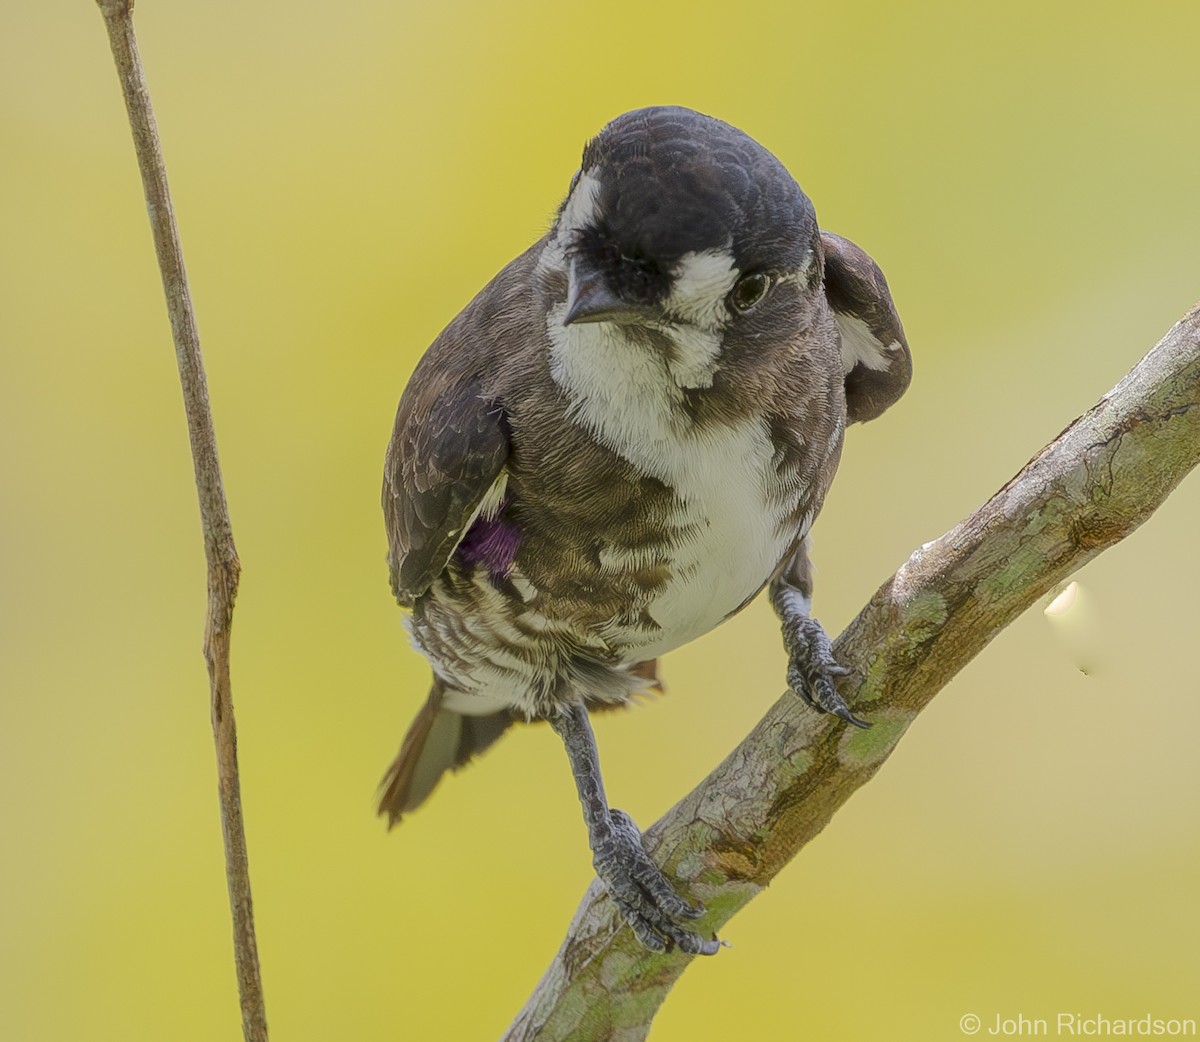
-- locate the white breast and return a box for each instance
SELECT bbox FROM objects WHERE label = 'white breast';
[547,304,800,660]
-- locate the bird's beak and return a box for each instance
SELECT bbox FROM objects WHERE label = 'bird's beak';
[564,268,659,327]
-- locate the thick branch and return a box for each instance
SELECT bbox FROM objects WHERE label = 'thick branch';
[504,304,1200,1042]
[95,3,267,1040]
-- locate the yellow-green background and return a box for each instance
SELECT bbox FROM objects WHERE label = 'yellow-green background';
[3,3,1198,1040]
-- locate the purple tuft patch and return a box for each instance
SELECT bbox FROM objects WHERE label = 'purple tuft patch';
[456,499,521,580]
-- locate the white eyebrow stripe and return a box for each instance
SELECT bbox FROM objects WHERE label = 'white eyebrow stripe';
[557,170,603,237]
[538,171,603,277]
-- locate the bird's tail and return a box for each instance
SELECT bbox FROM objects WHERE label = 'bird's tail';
[377,677,515,827]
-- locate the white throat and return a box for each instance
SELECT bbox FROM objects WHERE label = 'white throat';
[547,304,690,474]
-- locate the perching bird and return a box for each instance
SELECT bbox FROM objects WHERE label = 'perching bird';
[378,106,911,955]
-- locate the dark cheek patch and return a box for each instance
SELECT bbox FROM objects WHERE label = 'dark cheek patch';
[568,226,670,305]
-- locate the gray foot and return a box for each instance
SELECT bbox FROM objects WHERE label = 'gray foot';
[594,809,720,956]
[783,615,869,729]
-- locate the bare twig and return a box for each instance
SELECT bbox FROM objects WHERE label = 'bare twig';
[95,3,267,1039]
[504,303,1200,1042]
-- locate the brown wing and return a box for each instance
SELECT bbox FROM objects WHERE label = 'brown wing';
[383,363,510,606]
[820,231,913,424]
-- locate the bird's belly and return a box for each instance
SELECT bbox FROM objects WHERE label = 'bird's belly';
[611,489,795,662]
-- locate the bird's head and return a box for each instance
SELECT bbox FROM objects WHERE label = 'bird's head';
[545,106,827,389]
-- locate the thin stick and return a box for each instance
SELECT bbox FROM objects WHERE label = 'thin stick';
[95,3,268,1039]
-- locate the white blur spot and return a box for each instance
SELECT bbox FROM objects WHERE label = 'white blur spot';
[1043,580,1105,676]
[1044,580,1079,617]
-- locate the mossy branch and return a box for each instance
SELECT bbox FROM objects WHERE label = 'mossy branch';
[95,3,267,1039]
[503,303,1200,1042]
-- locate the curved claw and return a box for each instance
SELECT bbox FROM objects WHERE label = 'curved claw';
[833,703,872,730]
[677,931,722,956]
[597,809,721,956]
[782,615,867,727]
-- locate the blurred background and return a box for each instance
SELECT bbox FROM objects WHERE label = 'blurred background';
[2,2,1198,1039]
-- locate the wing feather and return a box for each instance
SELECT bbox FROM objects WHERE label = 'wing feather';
[383,367,510,606]
[820,231,913,424]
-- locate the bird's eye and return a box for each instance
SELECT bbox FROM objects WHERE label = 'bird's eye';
[728,272,771,313]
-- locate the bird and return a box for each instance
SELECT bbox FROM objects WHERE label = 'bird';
[377,105,911,955]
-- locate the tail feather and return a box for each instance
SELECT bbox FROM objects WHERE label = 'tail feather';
[377,678,515,826]
[624,658,664,696]
[378,659,664,826]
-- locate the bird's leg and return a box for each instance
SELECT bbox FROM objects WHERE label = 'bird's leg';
[771,537,869,729]
[549,700,720,955]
